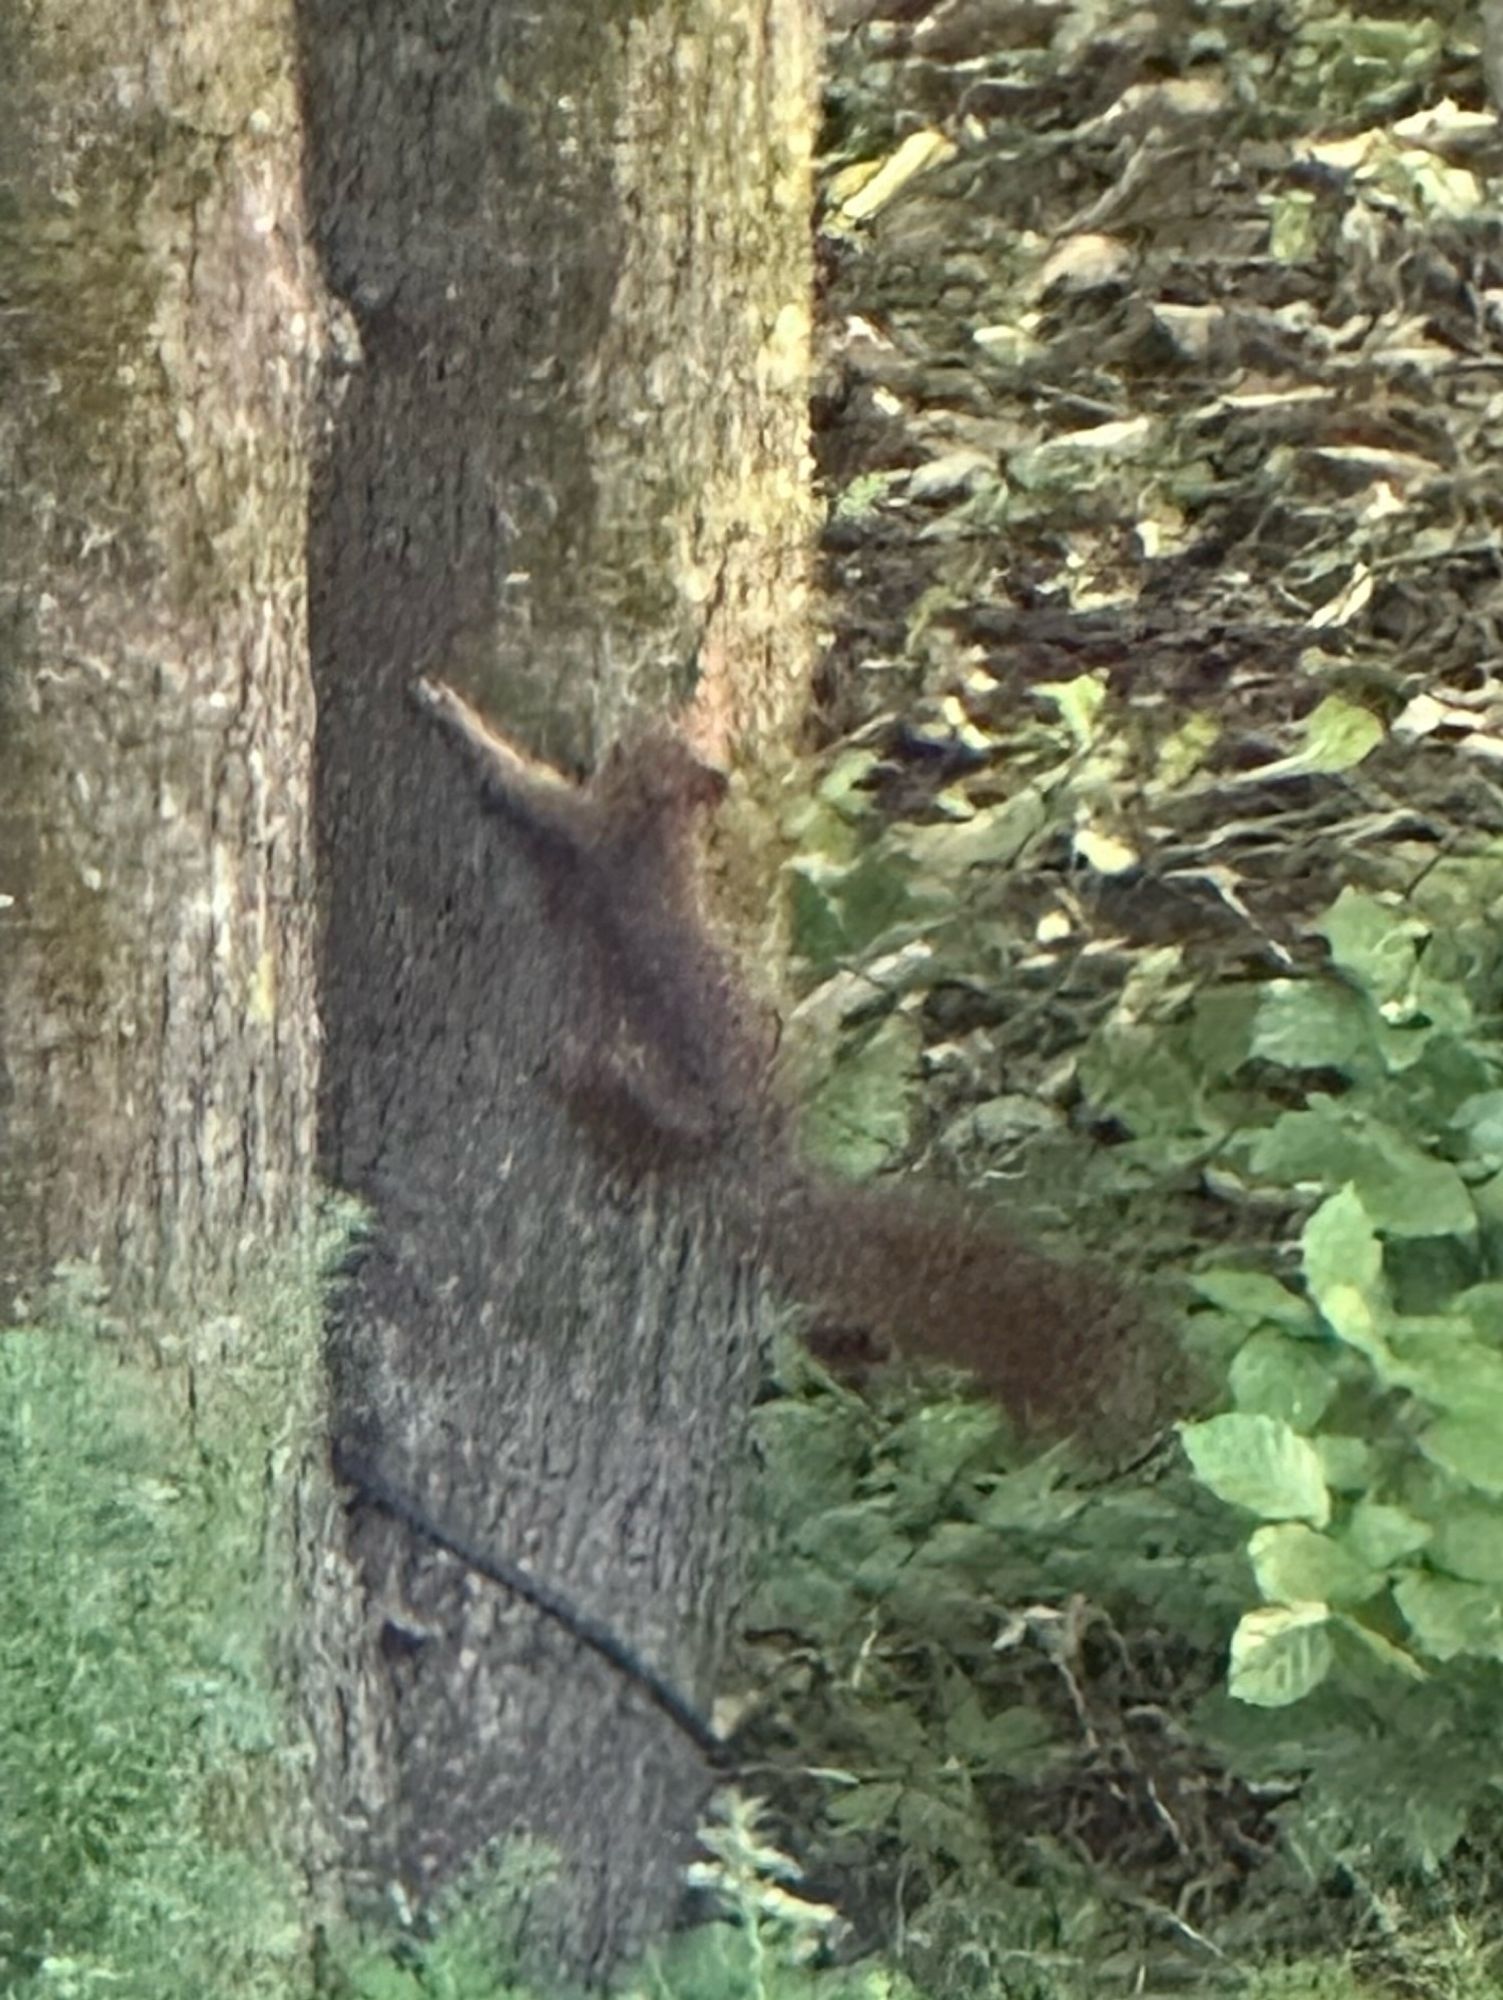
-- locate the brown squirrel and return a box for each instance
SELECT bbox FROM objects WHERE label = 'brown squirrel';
[413,678,1175,1446]
[412,677,771,1157]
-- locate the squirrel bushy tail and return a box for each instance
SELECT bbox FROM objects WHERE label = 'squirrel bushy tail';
[766,1174,1180,1445]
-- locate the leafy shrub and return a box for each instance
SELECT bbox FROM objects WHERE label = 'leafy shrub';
[770,739,1503,1943]
[1084,878,1503,1717]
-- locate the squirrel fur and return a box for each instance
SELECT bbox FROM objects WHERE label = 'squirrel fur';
[414,678,1175,1444]
[413,677,769,1155]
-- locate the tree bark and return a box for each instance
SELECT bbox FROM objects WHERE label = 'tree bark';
[0,0,330,1317]
[298,0,816,1977]
[0,0,358,1983]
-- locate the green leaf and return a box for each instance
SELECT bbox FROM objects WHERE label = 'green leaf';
[803,1013,920,1179]
[1189,1268,1317,1335]
[1248,979,1378,1077]
[942,1695,1058,1777]
[1301,1189,1393,1370]
[1429,1502,1503,1585]
[898,1788,992,1870]
[831,471,907,524]
[1229,1331,1335,1430]
[1269,187,1319,263]
[972,1452,1083,1534]
[347,1959,425,2000]
[1247,1524,1381,1608]
[793,1503,906,1589]
[1179,1413,1330,1526]
[883,1400,1008,1487]
[1387,1318,1503,1421]
[1418,1415,1503,1497]
[1299,695,1386,774]
[1405,954,1478,1040]
[1331,1616,1426,1682]
[1314,1434,1373,1492]
[1345,1499,1430,1569]
[1255,1111,1473,1237]
[1314,888,1427,1005]
[826,1780,903,1832]
[903,1519,1015,1588]
[1302,1183,1383,1299]
[1080,1025,1203,1140]
[1452,1091,1503,1165]
[1458,1279,1503,1334]
[754,1397,869,1510]
[1228,1603,1334,1706]
[1319,1290,1392,1375]
[1036,673,1107,745]
[819,745,884,813]
[786,860,853,977]
[896,788,1046,872]
[839,847,930,957]
[744,1559,858,1637]
[1394,1571,1503,1662]
[1188,987,1261,1079]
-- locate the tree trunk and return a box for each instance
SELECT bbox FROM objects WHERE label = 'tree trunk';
[0,1,330,1317]
[298,0,816,1978]
[0,0,354,1987]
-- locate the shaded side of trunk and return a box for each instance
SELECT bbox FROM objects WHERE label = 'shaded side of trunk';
[297,0,816,1976]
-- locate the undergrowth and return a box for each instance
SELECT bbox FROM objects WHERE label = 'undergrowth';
[0,1219,346,1999]
[755,700,1503,1991]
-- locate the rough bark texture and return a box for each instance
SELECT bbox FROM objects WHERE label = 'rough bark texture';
[0,9,331,1311]
[297,0,816,1976]
[0,1,357,1976]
